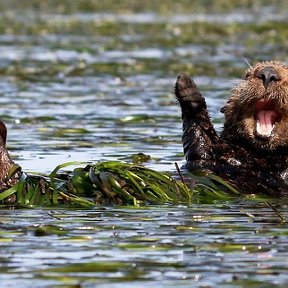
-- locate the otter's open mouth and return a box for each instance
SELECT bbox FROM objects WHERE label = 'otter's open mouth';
[255,100,281,139]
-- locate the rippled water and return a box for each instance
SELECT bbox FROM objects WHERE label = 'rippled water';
[1,1,288,287]
[5,3,286,174]
[1,204,288,287]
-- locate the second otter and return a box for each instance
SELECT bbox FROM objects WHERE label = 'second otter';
[0,120,21,204]
[175,61,288,196]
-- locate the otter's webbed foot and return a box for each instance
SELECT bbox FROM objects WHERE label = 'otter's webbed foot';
[175,73,221,163]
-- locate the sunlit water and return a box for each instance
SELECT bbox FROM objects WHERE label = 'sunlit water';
[0,2,288,287]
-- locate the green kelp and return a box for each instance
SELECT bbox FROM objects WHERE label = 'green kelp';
[0,161,244,208]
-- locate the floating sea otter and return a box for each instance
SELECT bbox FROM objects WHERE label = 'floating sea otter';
[175,61,288,196]
[0,120,21,193]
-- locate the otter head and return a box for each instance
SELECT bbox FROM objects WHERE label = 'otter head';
[0,120,21,194]
[221,61,288,151]
[0,120,7,146]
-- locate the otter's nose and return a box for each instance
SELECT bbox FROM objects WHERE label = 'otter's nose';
[257,66,281,88]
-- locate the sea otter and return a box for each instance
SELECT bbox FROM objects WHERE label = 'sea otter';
[175,61,288,197]
[0,120,21,196]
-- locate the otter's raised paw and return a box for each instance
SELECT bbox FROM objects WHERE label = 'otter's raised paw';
[175,73,206,111]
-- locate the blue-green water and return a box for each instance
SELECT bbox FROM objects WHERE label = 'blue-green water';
[1,1,288,287]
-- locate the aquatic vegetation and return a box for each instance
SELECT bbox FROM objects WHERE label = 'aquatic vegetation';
[0,161,248,208]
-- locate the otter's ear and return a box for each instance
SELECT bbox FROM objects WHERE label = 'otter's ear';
[0,120,7,146]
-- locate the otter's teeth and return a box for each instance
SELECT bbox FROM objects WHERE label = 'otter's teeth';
[256,110,277,137]
[256,121,273,137]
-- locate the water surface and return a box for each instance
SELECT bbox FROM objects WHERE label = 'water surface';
[1,203,288,287]
[0,1,288,287]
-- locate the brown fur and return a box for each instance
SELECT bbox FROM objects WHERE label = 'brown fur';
[175,61,288,196]
[221,61,288,151]
[0,120,21,195]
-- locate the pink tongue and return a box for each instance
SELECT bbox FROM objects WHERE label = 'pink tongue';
[256,110,277,136]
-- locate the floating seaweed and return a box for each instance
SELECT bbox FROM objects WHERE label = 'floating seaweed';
[0,161,249,208]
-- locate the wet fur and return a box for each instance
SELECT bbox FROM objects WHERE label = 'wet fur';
[0,120,21,199]
[222,61,288,150]
[175,61,288,197]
